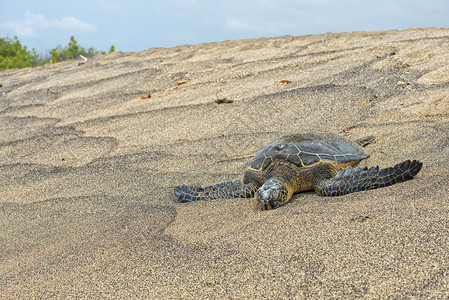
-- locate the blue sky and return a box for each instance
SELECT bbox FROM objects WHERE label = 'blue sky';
[1,0,448,54]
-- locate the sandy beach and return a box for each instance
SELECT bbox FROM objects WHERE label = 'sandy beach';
[1,27,449,298]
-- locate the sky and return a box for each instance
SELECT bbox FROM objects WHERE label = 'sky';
[1,0,449,54]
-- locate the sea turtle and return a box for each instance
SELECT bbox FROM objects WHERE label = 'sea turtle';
[174,133,422,210]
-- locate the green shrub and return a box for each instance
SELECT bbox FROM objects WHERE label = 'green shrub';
[49,36,116,63]
[0,35,117,70]
[0,36,36,70]
[50,36,91,63]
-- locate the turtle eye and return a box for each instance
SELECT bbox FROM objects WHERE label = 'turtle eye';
[270,200,279,209]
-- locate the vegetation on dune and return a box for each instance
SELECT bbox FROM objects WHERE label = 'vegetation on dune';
[0,36,36,70]
[0,36,116,71]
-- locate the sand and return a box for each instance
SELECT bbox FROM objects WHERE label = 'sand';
[1,27,448,298]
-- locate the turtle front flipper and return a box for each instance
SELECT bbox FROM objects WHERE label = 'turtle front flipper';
[315,160,423,196]
[174,180,257,203]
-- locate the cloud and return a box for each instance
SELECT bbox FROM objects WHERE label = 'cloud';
[1,12,48,36]
[1,11,96,37]
[52,16,96,32]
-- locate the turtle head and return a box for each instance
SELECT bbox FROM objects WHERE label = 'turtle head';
[255,178,289,210]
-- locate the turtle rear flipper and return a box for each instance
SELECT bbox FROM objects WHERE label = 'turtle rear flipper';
[174,181,257,203]
[315,160,423,196]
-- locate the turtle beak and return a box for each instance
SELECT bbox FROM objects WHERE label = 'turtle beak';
[259,200,280,210]
[261,202,271,210]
